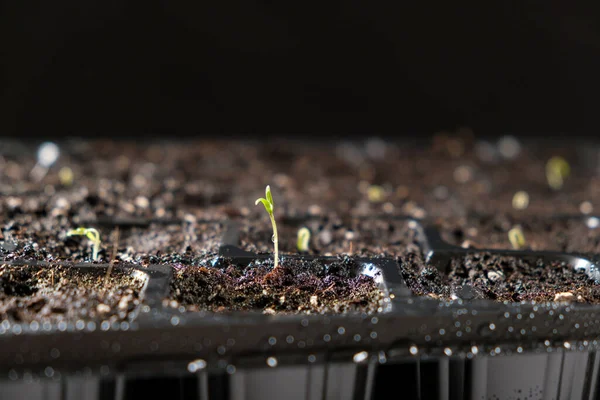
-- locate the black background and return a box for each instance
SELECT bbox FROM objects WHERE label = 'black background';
[1,2,600,139]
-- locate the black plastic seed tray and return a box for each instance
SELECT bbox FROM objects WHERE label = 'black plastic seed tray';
[1,216,600,400]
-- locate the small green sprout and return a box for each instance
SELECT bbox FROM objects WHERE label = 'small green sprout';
[508,226,526,250]
[255,185,278,268]
[367,185,385,203]
[67,227,101,261]
[58,166,74,186]
[512,191,529,210]
[546,156,570,190]
[297,227,311,252]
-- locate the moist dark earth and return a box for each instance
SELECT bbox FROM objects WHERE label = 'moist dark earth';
[239,216,421,257]
[169,256,384,314]
[1,134,600,314]
[0,264,144,323]
[401,252,600,304]
[437,215,600,254]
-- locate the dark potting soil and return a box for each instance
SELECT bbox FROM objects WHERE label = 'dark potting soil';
[0,214,225,265]
[1,137,599,222]
[401,252,600,304]
[119,222,225,265]
[238,216,422,257]
[169,256,385,314]
[2,136,600,317]
[0,264,144,323]
[437,215,600,254]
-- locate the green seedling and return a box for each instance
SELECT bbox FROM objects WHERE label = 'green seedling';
[255,185,278,268]
[508,226,526,250]
[58,166,74,186]
[546,156,570,190]
[512,191,529,210]
[67,227,101,261]
[297,227,311,252]
[367,185,385,203]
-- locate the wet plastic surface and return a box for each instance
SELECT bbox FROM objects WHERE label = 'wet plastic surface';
[1,215,600,399]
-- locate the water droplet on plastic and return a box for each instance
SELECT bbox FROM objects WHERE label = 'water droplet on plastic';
[409,345,419,355]
[188,359,207,373]
[50,348,60,359]
[266,357,278,367]
[444,348,453,356]
[226,365,236,374]
[478,322,496,336]
[353,351,368,363]
[268,337,277,345]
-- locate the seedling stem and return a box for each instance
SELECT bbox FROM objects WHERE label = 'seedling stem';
[67,227,101,261]
[255,185,278,268]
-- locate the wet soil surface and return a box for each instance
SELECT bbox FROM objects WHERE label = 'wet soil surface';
[0,215,225,265]
[169,256,384,314]
[1,135,600,314]
[239,216,421,257]
[438,215,600,254]
[401,252,600,303]
[0,264,144,323]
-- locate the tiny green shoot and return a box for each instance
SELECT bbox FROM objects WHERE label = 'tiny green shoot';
[508,226,526,250]
[546,156,570,190]
[297,227,311,252]
[367,185,385,203]
[255,185,278,268]
[67,227,101,261]
[58,166,74,186]
[512,191,529,210]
